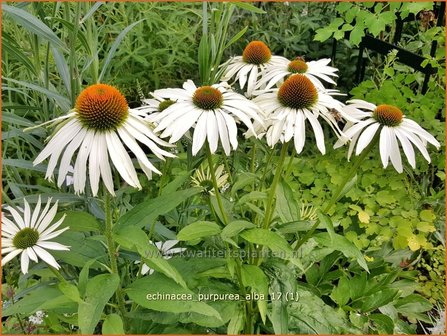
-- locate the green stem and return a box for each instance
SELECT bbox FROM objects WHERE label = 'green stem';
[222,154,233,184]
[205,142,229,225]
[294,137,379,251]
[104,192,127,326]
[262,143,289,229]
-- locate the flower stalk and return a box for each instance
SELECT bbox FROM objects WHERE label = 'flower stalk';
[104,192,127,326]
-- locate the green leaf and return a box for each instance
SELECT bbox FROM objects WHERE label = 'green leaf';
[349,273,367,300]
[240,229,293,258]
[114,227,187,288]
[3,286,73,317]
[349,23,365,46]
[314,27,334,42]
[288,286,351,334]
[419,209,436,222]
[221,220,255,238]
[52,231,107,268]
[102,314,124,335]
[241,265,268,324]
[126,273,221,319]
[114,188,201,231]
[58,282,83,304]
[275,180,299,223]
[360,289,399,312]
[177,221,221,241]
[330,276,350,306]
[2,4,66,50]
[394,294,432,319]
[225,26,248,49]
[78,274,120,334]
[227,307,245,335]
[161,171,192,195]
[314,232,369,272]
[234,2,266,14]
[99,19,145,82]
[78,259,97,298]
[370,314,395,334]
[2,77,71,111]
[55,211,100,232]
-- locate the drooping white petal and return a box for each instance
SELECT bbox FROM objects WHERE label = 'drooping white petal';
[57,128,87,187]
[215,110,231,155]
[395,128,416,168]
[206,112,219,153]
[379,126,390,168]
[73,130,95,194]
[21,250,30,274]
[192,112,208,155]
[387,128,403,173]
[106,131,141,189]
[220,111,238,150]
[304,109,326,154]
[97,134,115,195]
[293,111,306,153]
[1,249,22,265]
[33,245,61,269]
[26,247,39,262]
[355,123,380,155]
[88,131,101,197]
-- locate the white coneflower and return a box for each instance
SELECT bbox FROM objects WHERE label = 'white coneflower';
[221,41,288,97]
[133,92,176,124]
[334,99,441,173]
[136,240,186,275]
[253,74,352,154]
[191,163,229,195]
[1,197,69,274]
[256,56,338,90]
[32,84,176,196]
[152,80,263,155]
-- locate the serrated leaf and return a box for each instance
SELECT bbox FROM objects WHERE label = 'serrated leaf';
[240,229,292,258]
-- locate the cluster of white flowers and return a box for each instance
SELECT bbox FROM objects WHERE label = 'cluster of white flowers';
[28,310,46,325]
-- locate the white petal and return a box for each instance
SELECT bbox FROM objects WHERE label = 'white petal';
[215,110,231,155]
[23,199,31,228]
[106,131,142,189]
[33,245,61,269]
[355,123,380,155]
[379,127,390,168]
[220,111,238,150]
[2,217,20,235]
[56,128,87,187]
[7,206,25,229]
[37,241,70,251]
[40,214,66,237]
[36,201,59,233]
[26,247,39,262]
[399,128,431,163]
[168,109,202,143]
[387,128,403,173]
[97,134,115,195]
[30,196,42,228]
[246,65,258,97]
[88,132,102,197]
[45,120,82,180]
[39,227,69,241]
[304,110,326,155]
[395,128,416,168]
[21,250,30,274]
[73,130,95,194]
[192,112,208,155]
[293,111,306,153]
[207,112,219,153]
[1,249,22,266]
